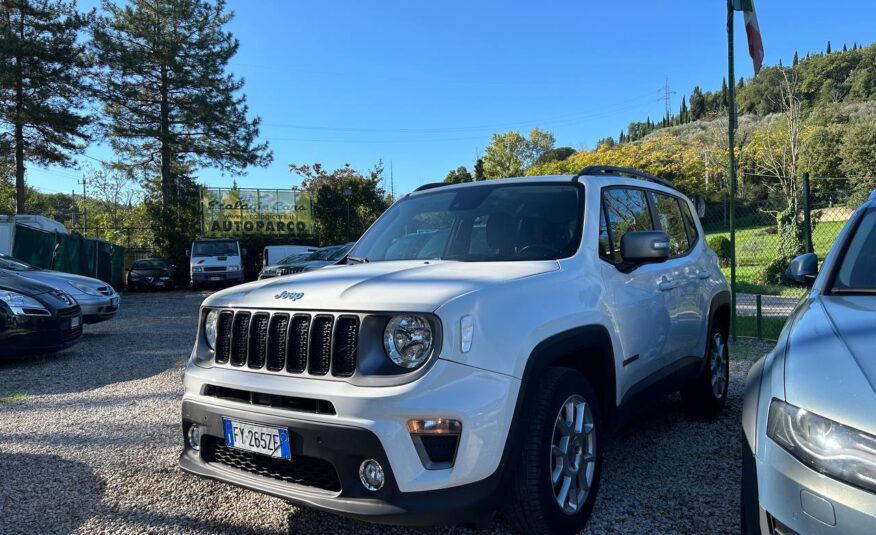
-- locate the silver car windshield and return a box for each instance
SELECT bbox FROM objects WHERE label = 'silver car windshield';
[833,208,876,293]
[349,183,583,262]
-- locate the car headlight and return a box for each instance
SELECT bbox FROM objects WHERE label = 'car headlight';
[227,265,240,271]
[383,315,434,369]
[767,399,876,493]
[160,276,170,281]
[204,309,219,350]
[262,268,278,276]
[0,291,49,316]
[68,281,102,296]
[192,266,204,273]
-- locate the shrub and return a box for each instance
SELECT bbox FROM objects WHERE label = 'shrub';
[759,256,793,286]
[708,235,733,267]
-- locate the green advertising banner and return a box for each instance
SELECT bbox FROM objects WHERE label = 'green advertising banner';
[202,187,313,236]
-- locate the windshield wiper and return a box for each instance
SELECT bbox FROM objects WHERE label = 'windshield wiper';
[830,288,876,295]
[346,255,369,264]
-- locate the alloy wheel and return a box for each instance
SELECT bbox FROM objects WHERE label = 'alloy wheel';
[709,332,728,398]
[549,394,596,515]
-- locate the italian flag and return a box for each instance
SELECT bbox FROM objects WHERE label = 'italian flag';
[733,0,764,74]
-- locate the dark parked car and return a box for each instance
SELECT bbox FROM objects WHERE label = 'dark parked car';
[0,269,83,357]
[126,258,175,291]
[270,243,354,277]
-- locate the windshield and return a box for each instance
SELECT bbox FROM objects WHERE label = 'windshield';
[277,253,309,265]
[0,253,35,271]
[833,208,876,293]
[350,183,583,262]
[309,246,341,261]
[132,259,169,270]
[192,241,239,257]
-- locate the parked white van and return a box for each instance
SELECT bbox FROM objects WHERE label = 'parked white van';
[188,239,244,291]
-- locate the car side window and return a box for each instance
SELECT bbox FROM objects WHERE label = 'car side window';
[679,199,699,246]
[652,192,690,256]
[600,188,653,263]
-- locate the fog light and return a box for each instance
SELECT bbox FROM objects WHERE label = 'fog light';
[187,424,202,451]
[408,418,462,435]
[359,459,384,491]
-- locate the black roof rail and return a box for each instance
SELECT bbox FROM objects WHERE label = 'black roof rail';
[414,182,449,192]
[572,165,674,188]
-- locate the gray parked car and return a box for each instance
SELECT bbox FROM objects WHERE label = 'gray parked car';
[264,243,353,278]
[742,191,876,534]
[0,253,120,324]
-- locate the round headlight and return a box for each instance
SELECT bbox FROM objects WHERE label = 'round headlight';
[205,309,219,350]
[383,315,433,369]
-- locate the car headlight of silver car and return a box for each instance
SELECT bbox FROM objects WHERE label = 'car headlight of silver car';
[767,398,876,493]
[68,281,102,296]
[204,309,220,350]
[192,266,204,273]
[0,290,49,316]
[383,314,434,369]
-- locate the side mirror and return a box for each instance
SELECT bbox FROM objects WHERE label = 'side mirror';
[786,253,818,286]
[620,231,671,271]
[185,249,190,257]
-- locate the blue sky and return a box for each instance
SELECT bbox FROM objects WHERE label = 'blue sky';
[28,0,876,197]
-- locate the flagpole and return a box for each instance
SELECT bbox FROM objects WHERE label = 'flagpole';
[727,0,738,342]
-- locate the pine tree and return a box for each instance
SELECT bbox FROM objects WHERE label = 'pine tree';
[94,0,271,216]
[473,158,485,181]
[826,40,832,54]
[792,51,799,66]
[679,97,688,124]
[0,0,93,214]
[842,43,847,52]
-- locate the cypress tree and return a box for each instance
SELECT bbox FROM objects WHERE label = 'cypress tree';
[826,40,832,54]
[842,43,848,52]
[792,51,799,66]
[721,78,729,109]
[473,158,485,181]
[0,0,93,214]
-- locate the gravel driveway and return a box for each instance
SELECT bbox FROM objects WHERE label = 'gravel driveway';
[0,291,769,534]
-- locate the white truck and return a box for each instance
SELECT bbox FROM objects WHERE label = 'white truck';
[188,238,245,291]
[0,215,68,255]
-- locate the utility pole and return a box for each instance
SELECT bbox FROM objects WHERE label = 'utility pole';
[77,176,87,236]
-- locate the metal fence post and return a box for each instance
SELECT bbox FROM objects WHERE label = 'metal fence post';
[802,172,813,254]
[756,294,763,339]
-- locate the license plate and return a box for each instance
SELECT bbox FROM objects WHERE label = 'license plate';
[209,276,222,281]
[69,316,81,329]
[223,418,291,460]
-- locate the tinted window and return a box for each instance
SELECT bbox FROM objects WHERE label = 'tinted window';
[350,184,583,262]
[601,188,653,263]
[653,193,690,256]
[833,209,876,292]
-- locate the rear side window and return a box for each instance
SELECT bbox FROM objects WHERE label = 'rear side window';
[652,193,690,256]
[679,200,699,245]
[600,188,653,263]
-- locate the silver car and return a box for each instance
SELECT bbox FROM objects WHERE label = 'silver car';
[0,253,120,324]
[742,191,876,534]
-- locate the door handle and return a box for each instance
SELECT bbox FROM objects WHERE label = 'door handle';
[658,280,676,291]
[697,270,711,280]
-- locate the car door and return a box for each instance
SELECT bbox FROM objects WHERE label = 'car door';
[650,191,704,363]
[597,187,675,395]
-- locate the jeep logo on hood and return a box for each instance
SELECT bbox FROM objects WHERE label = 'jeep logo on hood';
[274,290,304,301]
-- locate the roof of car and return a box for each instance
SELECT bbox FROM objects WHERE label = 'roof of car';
[407,173,681,198]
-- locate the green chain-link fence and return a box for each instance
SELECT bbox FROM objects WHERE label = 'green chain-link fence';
[701,174,854,340]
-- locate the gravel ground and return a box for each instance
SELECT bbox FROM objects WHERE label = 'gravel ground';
[0,291,774,534]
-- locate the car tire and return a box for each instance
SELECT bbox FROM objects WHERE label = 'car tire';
[503,368,602,535]
[681,322,729,419]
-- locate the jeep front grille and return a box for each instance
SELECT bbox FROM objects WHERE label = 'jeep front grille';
[212,310,360,378]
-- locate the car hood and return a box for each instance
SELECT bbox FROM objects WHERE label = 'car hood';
[0,270,57,296]
[130,268,169,277]
[784,295,876,435]
[15,269,109,292]
[205,259,560,312]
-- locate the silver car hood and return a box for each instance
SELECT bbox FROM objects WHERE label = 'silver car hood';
[204,259,559,312]
[784,295,876,435]
[15,269,109,291]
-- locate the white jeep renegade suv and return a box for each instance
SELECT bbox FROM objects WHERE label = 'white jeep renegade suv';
[180,166,731,534]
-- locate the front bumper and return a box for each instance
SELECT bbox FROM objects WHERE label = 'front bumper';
[128,277,172,290]
[192,271,244,284]
[76,294,119,324]
[0,311,82,357]
[179,358,520,524]
[748,437,876,534]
